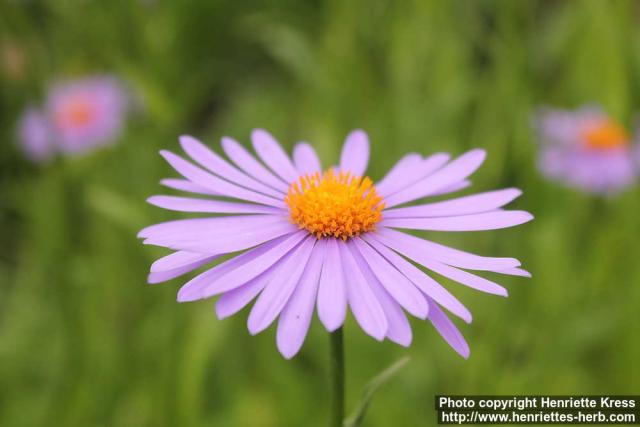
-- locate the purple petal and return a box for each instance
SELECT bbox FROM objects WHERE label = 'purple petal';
[371,229,510,295]
[176,236,287,302]
[180,135,285,198]
[147,195,283,214]
[429,180,471,197]
[251,129,299,183]
[160,178,219,196]
[248,237,316,335]
[160,150,285,207]
[317,238,347,332]
[424,261,509,296]
[148,256,217,284]
[377,153,450,198]
[138,214,284,239]
[497,267,532,278]
[353,238,428,319]
[150,250,217,273]
[381,210,534,232]
[276,239,326,358]
[380,210,533,231]
[373,227,521,272]
[374,153,422,196]
[177,231,307,301]
[293,142,322,175]
[361,234,472,323]
[145,220,297,257]
[428,298,470,358]
[382,188,522,218]
[340,241,388,341]
[221,136,290,192]
[215,266,278,319]
[370,285,413,347]
[384,149,486,207]
[350,245,413,347]
[339,129,369,176]
[17,107,54,162]
[148,247,218,284]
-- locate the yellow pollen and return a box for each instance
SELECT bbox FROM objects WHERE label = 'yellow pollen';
[285,169,385,240]
[582,119,629,151]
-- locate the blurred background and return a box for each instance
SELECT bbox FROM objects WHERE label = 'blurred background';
[1,1,639,426]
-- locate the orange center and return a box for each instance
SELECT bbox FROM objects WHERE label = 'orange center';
[285,169,385,240]
[55,95,96,129]
[582,119,629,151]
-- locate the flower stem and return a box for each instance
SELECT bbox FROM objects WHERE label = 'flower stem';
[329,328,345,427]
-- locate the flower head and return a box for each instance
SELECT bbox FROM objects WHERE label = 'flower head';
[16,75,129,162]
[286,170,384,239]
[534,106,639,195]
[139,130,533,359]
[46,76,128,154]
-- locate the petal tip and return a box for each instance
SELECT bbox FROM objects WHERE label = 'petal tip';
[159,150,176,162]
[279,348,298,360]
[474,148,487,158]
[179,134,201,149]
[251,128,271,140]
[220,136,236,147]
[520,211,535,223]
[276,338,302,359]
[215,304,231,320]
[247,315,266,336]
[136,227,151,239]
[394,335,413,347]
[177,288,197,303]
[348,128,368,140]
[147,273,162,285]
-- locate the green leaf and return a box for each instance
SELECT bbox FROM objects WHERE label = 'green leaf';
[344,356,410,427]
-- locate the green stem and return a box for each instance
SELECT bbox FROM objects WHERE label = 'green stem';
[329,328,345,427]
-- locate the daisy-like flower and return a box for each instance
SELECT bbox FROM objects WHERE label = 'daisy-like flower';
[139,130,533,359]
[534,106,639,195]
[46,76,128,154]
[16,75,129,162]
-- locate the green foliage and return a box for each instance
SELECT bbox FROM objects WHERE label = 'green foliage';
[1,1,639,426]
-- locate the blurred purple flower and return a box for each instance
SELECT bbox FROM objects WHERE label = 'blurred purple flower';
[16,75,129,162]
[138,130,533,359]
[47,76,128,154]
[534,106,639,195]
[17,107,54,162]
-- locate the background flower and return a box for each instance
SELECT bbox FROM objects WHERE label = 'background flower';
[15,75,130,162]
[534,107,639,195]
[46,76,129,154]
[17,107,54,162]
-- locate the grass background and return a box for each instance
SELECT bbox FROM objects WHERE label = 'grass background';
[1,1,639,426]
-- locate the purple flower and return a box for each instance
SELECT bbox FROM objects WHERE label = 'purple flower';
[139,130,533,359]
[16,75,129,162]
[534,107,639,195]
[46,76,128,154]
[17,107,54,162]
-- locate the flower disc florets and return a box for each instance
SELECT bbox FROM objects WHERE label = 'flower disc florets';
[285,169,385,240]
[582,119,629,151]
